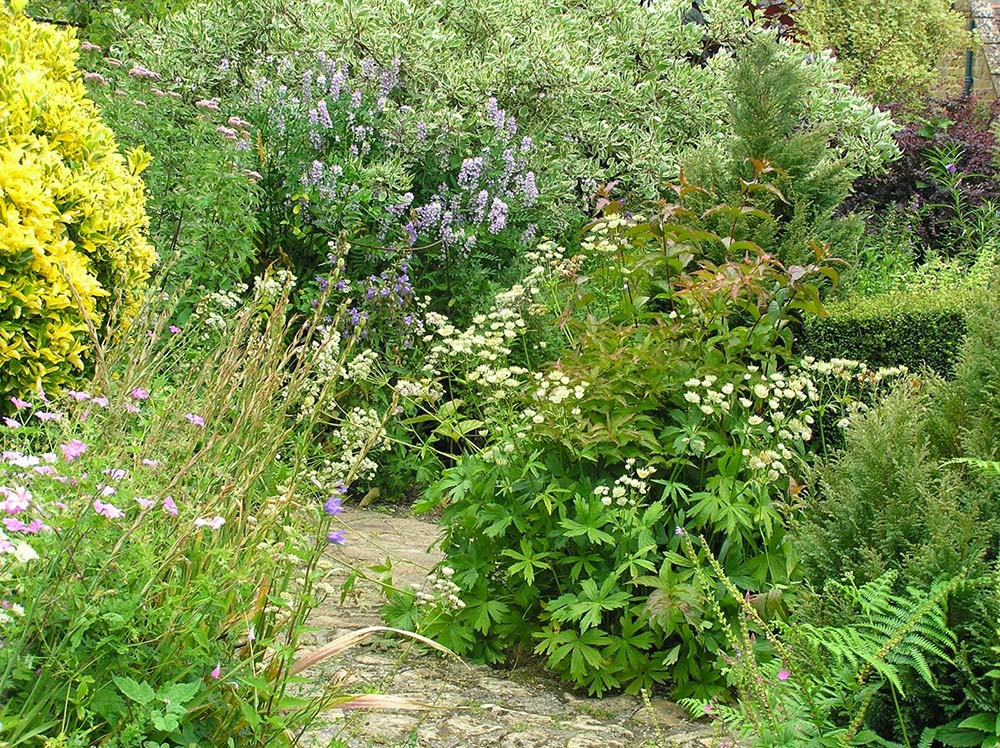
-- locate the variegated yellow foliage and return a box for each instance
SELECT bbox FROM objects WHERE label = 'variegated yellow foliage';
[0,0,156,403]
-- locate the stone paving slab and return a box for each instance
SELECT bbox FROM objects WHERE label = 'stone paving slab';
[298,510,727,748]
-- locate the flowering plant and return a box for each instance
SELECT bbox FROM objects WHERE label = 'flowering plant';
[0,272,401,745]
[384,179,905,698]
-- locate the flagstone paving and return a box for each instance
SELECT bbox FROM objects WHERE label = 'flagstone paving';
[299,509,728,748]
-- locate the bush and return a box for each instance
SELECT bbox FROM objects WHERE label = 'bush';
[844,95,1000,260]
[792,287,1000,742]
[796,0,967,108]
[320,0,899,195]
[384,186,899,699]
[0,0,156,404]
[76,48,261,310]
[797,287,970,377]
[682,36,864,266]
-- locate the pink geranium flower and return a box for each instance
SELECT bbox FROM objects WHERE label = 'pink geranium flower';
[61,440,88,461]
[2,518,43,533]
[185,413,205,427]
[194,516,225,530]
[130,387,149,400]
[163,496,178,516]
[9,397,29,410]
[93,499,124,519]
[0,486,31,514]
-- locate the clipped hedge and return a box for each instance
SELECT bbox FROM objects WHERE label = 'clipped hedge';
[0,0,156,403]
[797,288,969,377]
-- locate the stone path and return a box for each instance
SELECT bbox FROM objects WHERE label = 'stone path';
[298,510,726,748]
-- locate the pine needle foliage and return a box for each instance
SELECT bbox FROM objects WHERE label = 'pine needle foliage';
[684,36,861,267]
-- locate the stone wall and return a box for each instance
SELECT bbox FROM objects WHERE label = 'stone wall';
[946,0,1000,100]
[937,0,995,99]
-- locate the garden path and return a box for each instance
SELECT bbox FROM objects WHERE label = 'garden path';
[300,509,723,748]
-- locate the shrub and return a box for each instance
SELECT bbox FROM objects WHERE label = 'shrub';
[796,0,967,108]
[797,287,970,377]
[139,0,898,202]
[76,47,260,310]
[844,95,1000,260]
[384,184,901,699]
[0,0,156,404]
[792,288,1000,742]
[682,36,865,266]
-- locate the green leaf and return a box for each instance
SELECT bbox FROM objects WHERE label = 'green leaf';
[113,676,156,706]
[239,699,263,729]
[958,714,996,733]
[159,681,201,706]
[150,710,181,732]
[468,597,511,634]
[502,538,553,586]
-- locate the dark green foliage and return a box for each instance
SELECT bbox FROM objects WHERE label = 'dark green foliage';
[385,189,852,699]
[794,286,1000,742]
[951,284,1000,459]
[796,386,991,591]
[81,56,260,308]
[797,289,968,377]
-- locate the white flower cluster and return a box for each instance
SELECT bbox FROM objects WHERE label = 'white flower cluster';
[424,295,530,402]
[191,283,249,333]
[800,356,908,386]
[295,325,343,418]
[595,458,656,507]
[479,438,518,465]
[747,445,793,483]
[411,566,465,610]
[393,378,443,402]
[835,399,871,430]
[254,268,296,303]
[532,370,587,405]
[321,407,390,483]
[343,349,378,382]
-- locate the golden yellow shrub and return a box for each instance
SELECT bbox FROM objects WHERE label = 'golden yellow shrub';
[0,0,156,403]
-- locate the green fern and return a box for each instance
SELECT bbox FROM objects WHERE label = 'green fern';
[801,572,958,695]
[798,572,963,744]
[679,534,964,747]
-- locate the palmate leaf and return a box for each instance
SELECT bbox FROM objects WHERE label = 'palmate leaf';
[603,610,655,674]
[502,537,554,587]
[479,503,521,538]
[559,497,615,545]
[532,626,613,682]
[559,516,615,545]
[466,596,511,634]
